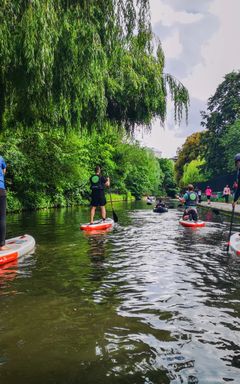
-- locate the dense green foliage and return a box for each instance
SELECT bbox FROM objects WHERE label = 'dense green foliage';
[220,120,240,172]
[181,158,207,187]
[158,158,177,197]
[175,132,205,184]
[1,123,166,210]
[175,71,240,189]
[0,1,189,210]
[201,71,240,176]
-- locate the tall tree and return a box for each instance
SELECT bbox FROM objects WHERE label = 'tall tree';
[158,158,177,197]
[175,132,205,184]
[0,0,189,210]
[201,71,240,175]
[0,0,188,132]
[181,158,207,187]
[220,120,240,172]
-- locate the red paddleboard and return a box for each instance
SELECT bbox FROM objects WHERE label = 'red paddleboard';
[179,219,205,228]
[80,218,114,231]
[0,234,35,266]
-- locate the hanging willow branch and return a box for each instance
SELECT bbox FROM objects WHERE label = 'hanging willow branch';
[164,73,189,124]
[0,0,189,134]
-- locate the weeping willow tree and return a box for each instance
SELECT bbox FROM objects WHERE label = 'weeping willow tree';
[0,0,188,132]
[0,0,189,210]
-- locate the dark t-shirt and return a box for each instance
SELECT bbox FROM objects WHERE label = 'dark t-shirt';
[183,191,197,208]
[90,174,107,206]
[234,170,240,202]
[90,174,107,190]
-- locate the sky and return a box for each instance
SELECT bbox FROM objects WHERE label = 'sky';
[136,0,240,157]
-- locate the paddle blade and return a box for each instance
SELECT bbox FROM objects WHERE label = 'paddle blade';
[112,209,118,223]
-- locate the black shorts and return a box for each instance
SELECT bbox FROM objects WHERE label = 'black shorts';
[184,207,198,221]
[90,189,106,207]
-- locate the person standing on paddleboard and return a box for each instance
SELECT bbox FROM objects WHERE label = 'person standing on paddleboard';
[232,154,240,207]
[90,166,110,224]
[0,155,7,251]
[177,184,198,221]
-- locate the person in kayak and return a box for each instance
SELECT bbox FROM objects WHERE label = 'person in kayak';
[177,184,198,221]
[155,198,166,209]
[90,166,110,224]
[232,153,240,207]
[0,155,7,251]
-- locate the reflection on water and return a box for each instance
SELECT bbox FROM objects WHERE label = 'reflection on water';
[0,203,240,383]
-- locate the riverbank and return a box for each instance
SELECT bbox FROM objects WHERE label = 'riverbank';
[198,201,240,216]
[6,192,135,214]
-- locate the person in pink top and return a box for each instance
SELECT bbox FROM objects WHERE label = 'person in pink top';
[205,186,212,205]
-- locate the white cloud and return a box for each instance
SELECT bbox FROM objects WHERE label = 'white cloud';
[135,124,185,157]
[150,0,203,26]
[183,0,240,100]
[161,0,212,14]
[162,30,182,58]
[137,0,240,156]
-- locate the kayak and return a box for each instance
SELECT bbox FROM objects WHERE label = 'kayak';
[153,207,168,213]
[80,218,114,231]
[179,219,205,228]
[0,234,35,266]
[229,233,240,256]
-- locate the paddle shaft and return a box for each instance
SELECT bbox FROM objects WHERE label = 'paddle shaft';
[108,190,118,222]
[227,205,235,253]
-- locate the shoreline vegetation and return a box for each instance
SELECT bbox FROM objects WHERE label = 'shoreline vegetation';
[6,191,135,214]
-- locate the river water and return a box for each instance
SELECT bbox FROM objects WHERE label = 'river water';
[0,202,240,384]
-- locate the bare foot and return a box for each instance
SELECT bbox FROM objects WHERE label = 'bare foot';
[0,245,10,251]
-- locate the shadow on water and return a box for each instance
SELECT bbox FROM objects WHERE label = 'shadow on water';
[0,203,240,383]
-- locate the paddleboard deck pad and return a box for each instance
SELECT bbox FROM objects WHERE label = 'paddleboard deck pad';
[229,233,240,256]
[179,219,205,228]
[0,234,36,266]
[80,218,114,231]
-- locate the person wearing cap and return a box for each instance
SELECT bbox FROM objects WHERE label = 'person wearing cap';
[89,166,110,224]
[232,154,240,207]
[0,155,7,251]
[177,184,198,221]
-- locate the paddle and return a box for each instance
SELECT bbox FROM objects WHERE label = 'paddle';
[103,171,118,223]
[226,204,235,255]
[109,190,118,223]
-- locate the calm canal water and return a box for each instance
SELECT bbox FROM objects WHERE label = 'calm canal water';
[0,202,240,384]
